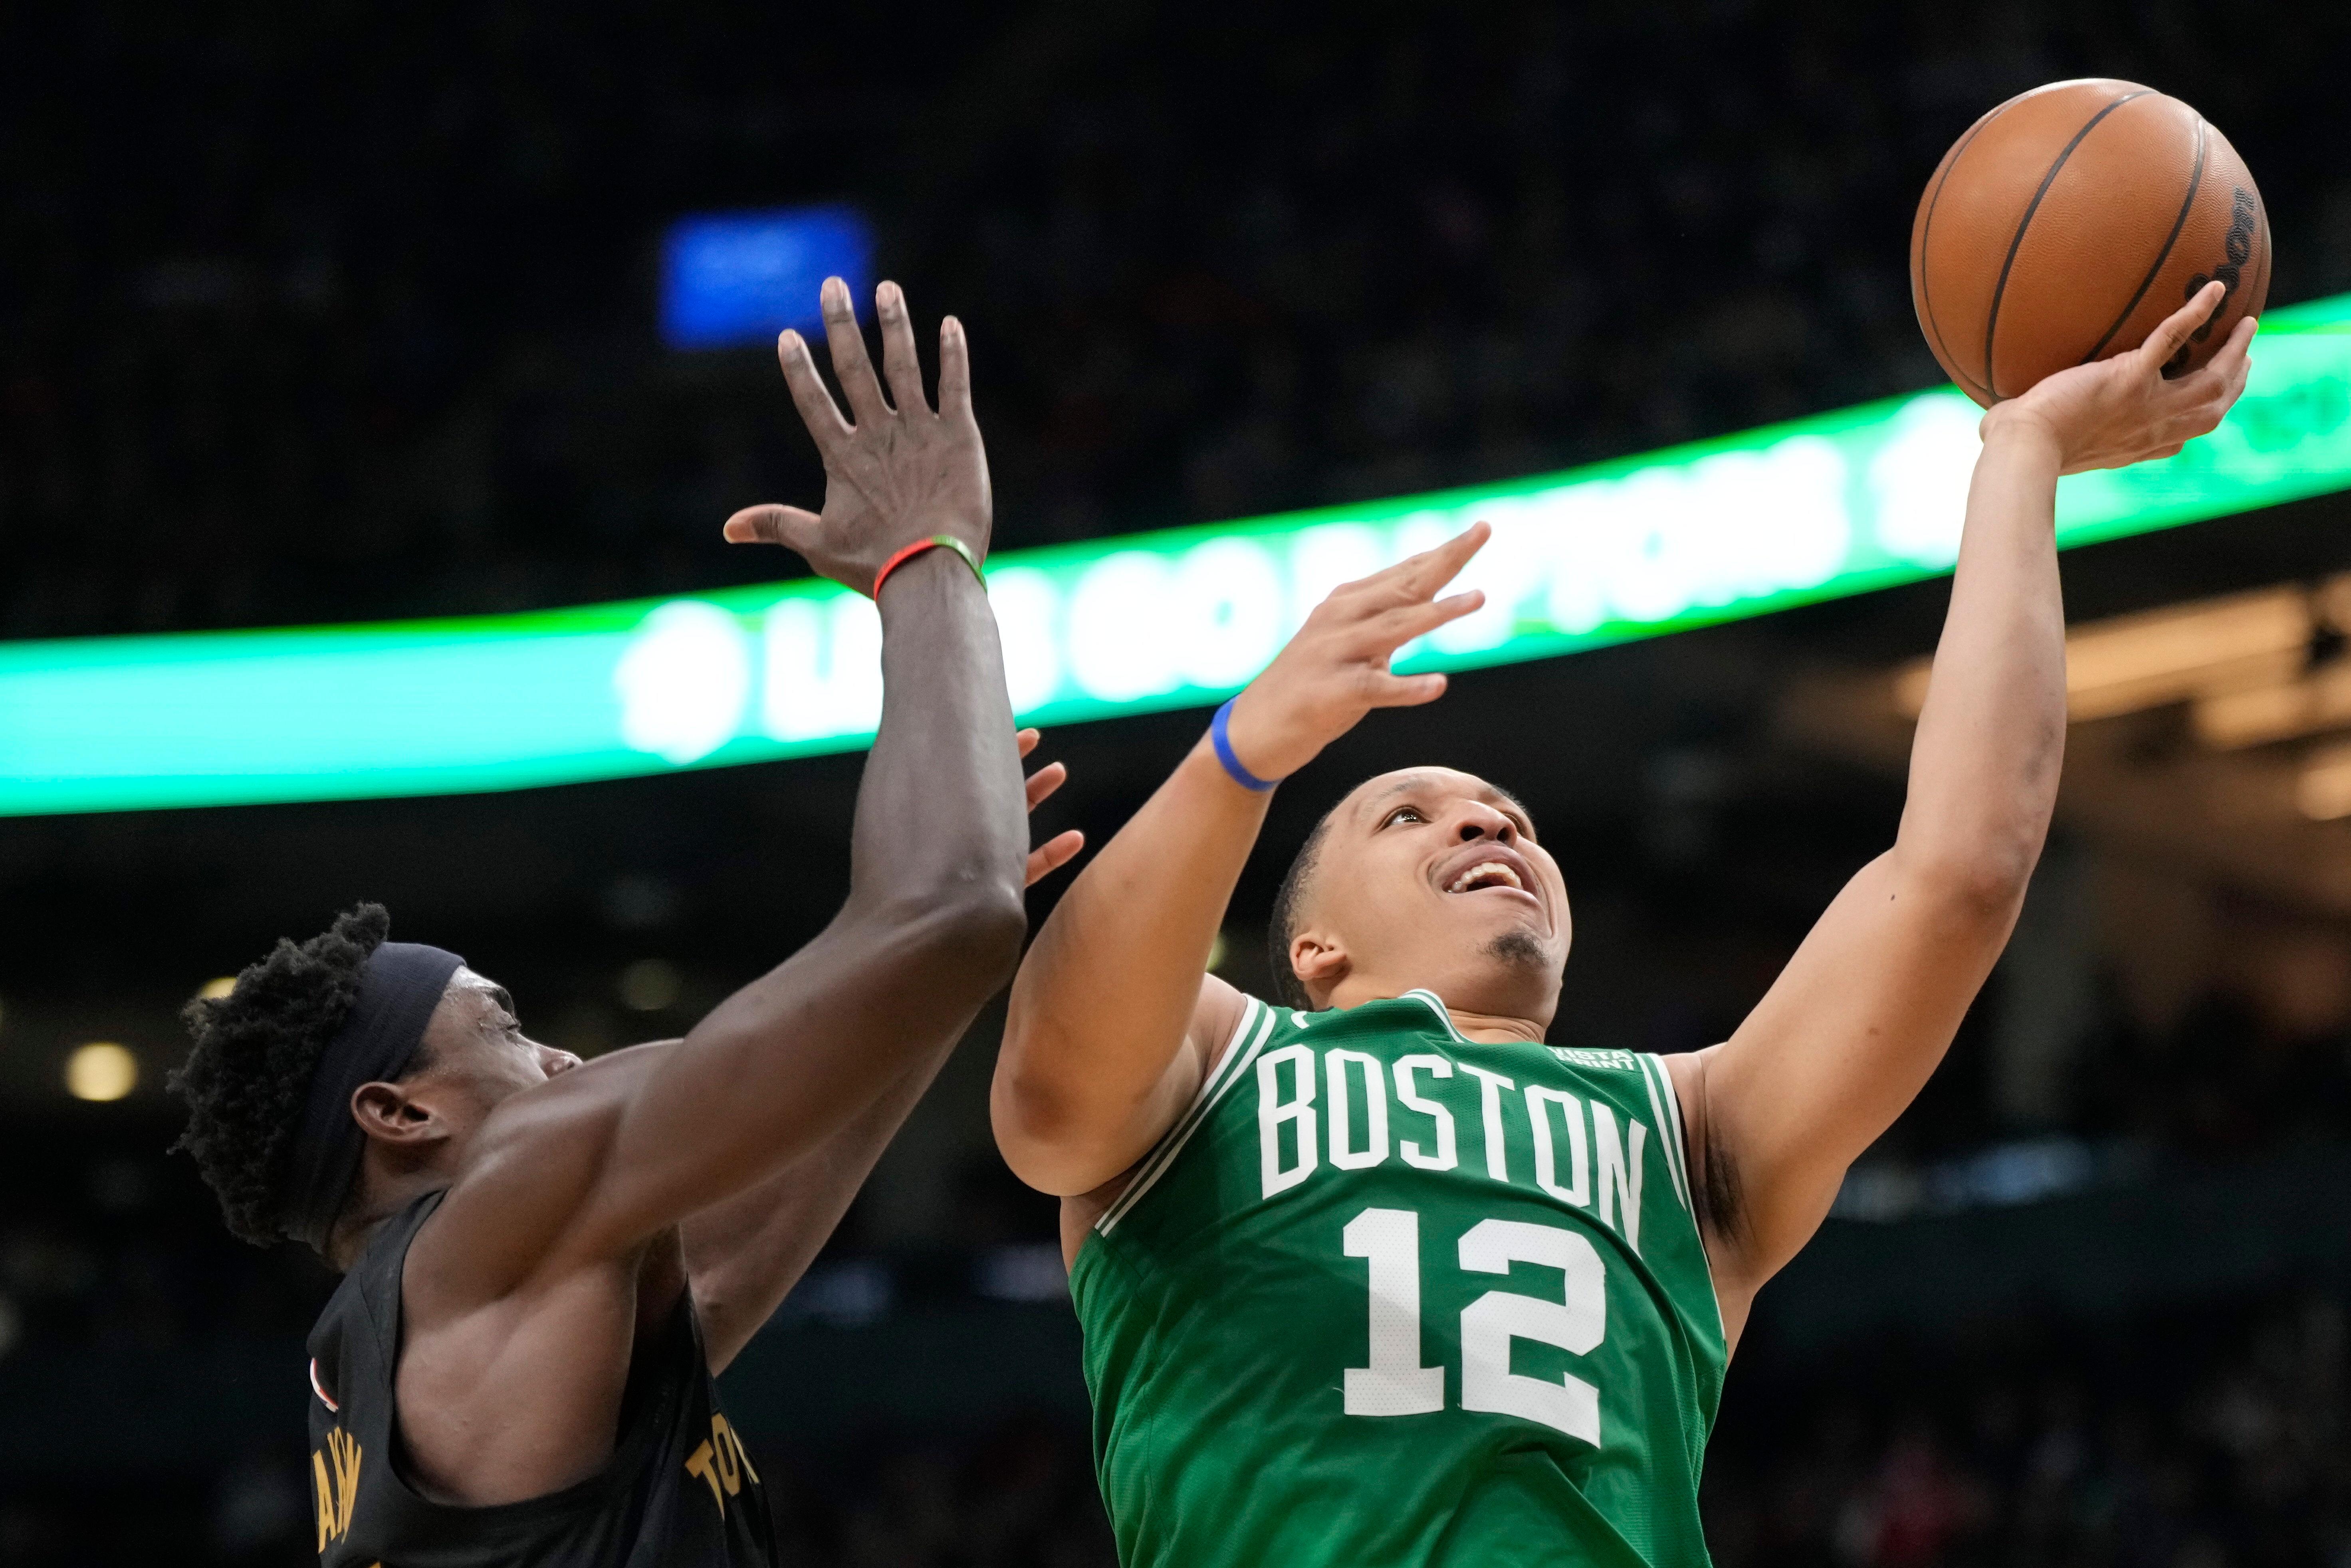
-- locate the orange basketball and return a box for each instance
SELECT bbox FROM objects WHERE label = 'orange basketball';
[1910,79,2269,408]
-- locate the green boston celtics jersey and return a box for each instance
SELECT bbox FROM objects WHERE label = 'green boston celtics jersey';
[1070,991,1727,1568]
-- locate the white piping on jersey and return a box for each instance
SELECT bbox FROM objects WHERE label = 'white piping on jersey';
[1637,1055,1692,1212]
[309,1355,339,1413]
[1646,1049,1730,1348]
[1188,996,1266,1114]
[1097,998,1279,1236]
[1400,989,1469,1043]
[1650,1052,1693,1205]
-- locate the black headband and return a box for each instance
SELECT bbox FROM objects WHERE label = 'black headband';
[278,940,466,1251]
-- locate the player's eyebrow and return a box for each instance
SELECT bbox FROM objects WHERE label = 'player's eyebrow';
[1371,774,1528,812]
[1483,785,1532,823]
[490,984,517,1018]
[1361,774,1535,834]
[1369,772,1448,807]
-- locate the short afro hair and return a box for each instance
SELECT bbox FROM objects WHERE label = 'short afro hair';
[170,903,390,1246]
[1265,807,1339,1010]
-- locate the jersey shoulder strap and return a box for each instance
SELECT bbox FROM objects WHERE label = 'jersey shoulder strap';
[1094,992,1288,1237]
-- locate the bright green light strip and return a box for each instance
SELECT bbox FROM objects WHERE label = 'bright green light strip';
[6,297,2349,816]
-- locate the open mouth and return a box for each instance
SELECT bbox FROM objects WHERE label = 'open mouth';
[1446,860,1526,895]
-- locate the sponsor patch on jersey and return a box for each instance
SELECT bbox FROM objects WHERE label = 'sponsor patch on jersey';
[1549,1046,1642,1071]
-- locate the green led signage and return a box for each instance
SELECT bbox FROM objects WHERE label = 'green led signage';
[4,295,2349,817]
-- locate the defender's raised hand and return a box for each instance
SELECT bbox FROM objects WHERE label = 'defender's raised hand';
[724,277,991,595]
[1218,522,1491,785]
[1992,279,2256,475]
[1018,728,1085,887]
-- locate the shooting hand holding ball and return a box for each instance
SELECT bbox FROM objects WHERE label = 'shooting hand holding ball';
[1985,280,2256,476]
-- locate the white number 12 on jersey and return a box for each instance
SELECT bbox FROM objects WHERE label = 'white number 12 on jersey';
[1341,1206,1606,1446]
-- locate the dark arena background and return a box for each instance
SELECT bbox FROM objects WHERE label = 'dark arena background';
[8,3,2351,1563]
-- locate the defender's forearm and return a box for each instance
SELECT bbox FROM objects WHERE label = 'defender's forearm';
[846,549,1031,929]
[585,553,1026,1244]
[998,741,1268,1173]
[1896,415,2067,893]
[684,1036,959,1372]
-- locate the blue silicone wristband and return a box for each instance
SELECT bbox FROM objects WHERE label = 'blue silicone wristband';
[1209,698,1280,792]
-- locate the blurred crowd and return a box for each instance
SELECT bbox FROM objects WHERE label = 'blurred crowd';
[23,1285,2337,1566]
[769,1284,2351,1568]
[7,948,2351,1563]
[1705,1291,2351,1568]
[9,2,2351,1563]
[769,1287,2351,1568]
[7,2,2349,640]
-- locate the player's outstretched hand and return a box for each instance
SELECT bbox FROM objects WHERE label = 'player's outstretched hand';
[722,277,991,596]
[1219,523,1489,784]
[1990,279,2256,475]
[1019,728,1084,887]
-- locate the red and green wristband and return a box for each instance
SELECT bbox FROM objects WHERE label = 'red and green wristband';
[871,534,986,598]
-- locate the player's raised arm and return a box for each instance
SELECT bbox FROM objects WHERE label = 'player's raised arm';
[993,525,1489,1197]
[1686,284,2257,1328]
[417,279,1032,1292]
[682,728,1081,1372]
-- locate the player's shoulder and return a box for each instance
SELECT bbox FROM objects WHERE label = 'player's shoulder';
[1187,973,1257,1067]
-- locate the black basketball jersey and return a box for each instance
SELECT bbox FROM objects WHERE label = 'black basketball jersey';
[303,1191,776,1567]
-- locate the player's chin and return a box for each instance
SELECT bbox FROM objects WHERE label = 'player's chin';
[1478,923,1557,972]
[1441,904,1553,966]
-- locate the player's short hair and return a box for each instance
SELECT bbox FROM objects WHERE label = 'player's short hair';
[170,903,397,1246]
[1266,808,1340,1010]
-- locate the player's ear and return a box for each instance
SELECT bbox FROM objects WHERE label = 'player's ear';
[1290,929,1349,1000]
[351,1080,449,1150]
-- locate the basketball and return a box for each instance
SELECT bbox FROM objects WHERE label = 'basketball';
[1910,79,2269,408]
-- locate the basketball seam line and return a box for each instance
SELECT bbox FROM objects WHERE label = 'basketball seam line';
[2081,115,2207,364]
[2246,204,2272,326]
[1980,89,2153,400]
[1917,108,2002,401]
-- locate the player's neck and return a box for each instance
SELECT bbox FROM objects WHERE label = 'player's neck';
[1433,1005,1547,1045]
[1322,973,1549,1043]
[328,1160,453,1271]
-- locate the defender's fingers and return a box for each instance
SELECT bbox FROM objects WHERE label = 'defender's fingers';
[874,281,929,415]
[2140,280,2227,370]
[819,276,888,426]
[1025,759,1068,812]
[723,503,823,548]
[1016,727,1042,758]
[937,317,973,422]
[1026,829,1086,887]
[777,330,850,447]
[1364,671,1449,709]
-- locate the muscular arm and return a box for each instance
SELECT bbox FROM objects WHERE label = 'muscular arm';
[995,528,1488,1197]
[684,737,1081,1372]
[415,280,1028,1313]
[997,746,1262,1197]
[1685,289,2256,1332]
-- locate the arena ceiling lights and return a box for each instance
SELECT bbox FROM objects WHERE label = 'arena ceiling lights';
[4,294,2349,817]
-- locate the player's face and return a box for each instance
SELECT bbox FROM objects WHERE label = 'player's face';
[1292,768,1570,1020]
[414,968,582,1127]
